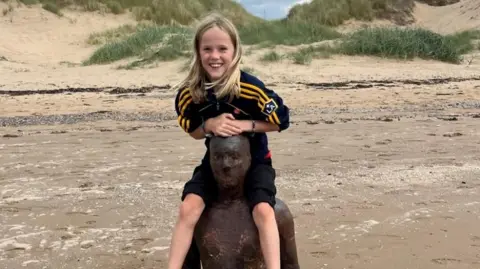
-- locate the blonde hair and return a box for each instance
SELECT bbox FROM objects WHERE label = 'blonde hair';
[174,12,242,103]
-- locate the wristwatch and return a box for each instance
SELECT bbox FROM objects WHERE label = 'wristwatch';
[202,121,213,138]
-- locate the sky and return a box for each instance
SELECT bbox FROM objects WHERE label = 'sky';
[235,0,312,20]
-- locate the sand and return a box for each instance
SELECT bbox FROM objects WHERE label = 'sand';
[1,2,480,269]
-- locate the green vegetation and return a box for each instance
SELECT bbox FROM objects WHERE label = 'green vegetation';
[289,45,335,64]
[444,29,480,54]
[287,28,480,65]
[82,21,344,67]
[42,2,62,16]
[337,27,475,63]
[290,48,314,65]
[83,26,191,65]
[238,20,342,46]
[86,23,152,45]
[18,0,38,4]
[286,0,415,26]
[85,23,479,67]
[260,51,282,62]
[11,0,416,26]
[14,0,261,26]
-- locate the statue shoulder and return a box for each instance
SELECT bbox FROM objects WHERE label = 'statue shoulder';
[274,198,294,226]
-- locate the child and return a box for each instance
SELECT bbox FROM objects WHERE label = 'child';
[168,12,290,269]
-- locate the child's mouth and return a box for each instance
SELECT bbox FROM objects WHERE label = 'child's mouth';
[209,63,223,69]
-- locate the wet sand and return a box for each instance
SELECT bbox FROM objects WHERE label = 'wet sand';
[1,62,480,268]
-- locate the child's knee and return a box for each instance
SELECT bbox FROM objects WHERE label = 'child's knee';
[179,194,205,225]
[252,202,275,223]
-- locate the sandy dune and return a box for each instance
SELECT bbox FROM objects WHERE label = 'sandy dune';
[0,3,136,64]
[1,2,480,269]
[413,0,480,34]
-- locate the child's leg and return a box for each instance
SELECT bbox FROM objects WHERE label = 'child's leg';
[167,166,214,269]
[253,202,280,269]
[167,194,204,269]
[245,163,280,269]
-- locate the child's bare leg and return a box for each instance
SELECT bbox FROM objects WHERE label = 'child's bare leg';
[253,202,280,269]
[167,194,205,269]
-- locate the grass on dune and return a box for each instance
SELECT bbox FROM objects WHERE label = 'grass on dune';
[15,0,261,26]
[255,27,480,65]
[286,0,415,26]
[84,24,480,67]
[238,20,343,46]
[337,27,478,63]
[86,23,153,45]
[15,0,415,27]
[83,20,345,66]
[82,26,192,65]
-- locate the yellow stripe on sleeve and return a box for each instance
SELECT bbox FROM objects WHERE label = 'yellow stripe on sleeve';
[180,98,192,116]
[179,91,190,106]
[179,87,190,102]
[240,82,269,101]
[177,115,190,132]
[272,111,280,125]
[239,93,264,110]
[177,116,184,130]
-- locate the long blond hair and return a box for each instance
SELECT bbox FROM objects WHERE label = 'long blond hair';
[174,12,242,103]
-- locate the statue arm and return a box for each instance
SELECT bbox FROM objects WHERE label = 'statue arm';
[275,199,300,269]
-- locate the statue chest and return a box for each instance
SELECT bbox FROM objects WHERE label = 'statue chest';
[194,200,265,269]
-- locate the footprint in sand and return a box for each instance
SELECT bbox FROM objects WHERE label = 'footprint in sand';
[471,236,480,248]
[345,253,361,260]
[4,247,27,258]
[375,139,392,145]
[431,258,461,265]
[80,240,95,249]
[310,251,334,259]
[122,238,154,252]
[65,211,90,216]
[130,237,154,246]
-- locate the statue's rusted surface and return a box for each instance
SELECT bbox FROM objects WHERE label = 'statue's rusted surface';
[182,135,300,269]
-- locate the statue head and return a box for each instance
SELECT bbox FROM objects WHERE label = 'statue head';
[209,135,251,190]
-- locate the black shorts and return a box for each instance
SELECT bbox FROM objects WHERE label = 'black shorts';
[181,159,277,211]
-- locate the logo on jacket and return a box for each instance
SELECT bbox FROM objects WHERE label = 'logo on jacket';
[262,99,278,115]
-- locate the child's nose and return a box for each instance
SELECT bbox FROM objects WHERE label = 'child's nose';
[211,50,220,58]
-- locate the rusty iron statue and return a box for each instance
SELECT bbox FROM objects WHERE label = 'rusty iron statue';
[182,135,300,269]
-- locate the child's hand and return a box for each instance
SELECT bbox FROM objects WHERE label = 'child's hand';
[205,113,242,137]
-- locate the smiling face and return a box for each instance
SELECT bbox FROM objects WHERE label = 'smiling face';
[209,135,251,189]
[198,26,235,81]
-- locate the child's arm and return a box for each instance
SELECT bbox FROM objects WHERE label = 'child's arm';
[235,119,280,133]
[174,87,204,139]
[190,113,243,139]
[238,79,290,133]
[175,88,242,139]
